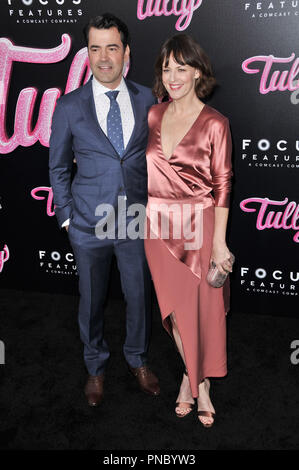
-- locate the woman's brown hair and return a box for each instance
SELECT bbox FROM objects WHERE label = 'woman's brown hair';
[153,34,216,99]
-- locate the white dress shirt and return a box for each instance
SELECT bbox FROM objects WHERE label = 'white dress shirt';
[62,77,135,228]
[92,76,135,147]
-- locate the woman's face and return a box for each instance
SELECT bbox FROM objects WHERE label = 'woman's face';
[162,53,200,101]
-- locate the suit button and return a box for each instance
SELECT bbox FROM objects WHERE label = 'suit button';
[120,160,124,165]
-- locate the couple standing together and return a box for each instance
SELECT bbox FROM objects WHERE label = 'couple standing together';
[49,13,233,428]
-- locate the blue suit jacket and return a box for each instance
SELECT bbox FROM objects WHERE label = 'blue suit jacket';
[49,78,156,230]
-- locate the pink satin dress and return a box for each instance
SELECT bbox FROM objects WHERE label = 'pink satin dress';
[144,102,233,398]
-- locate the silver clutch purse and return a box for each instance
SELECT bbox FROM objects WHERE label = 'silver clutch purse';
[206,253,235,288]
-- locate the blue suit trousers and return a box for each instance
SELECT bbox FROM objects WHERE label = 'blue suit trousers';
[68,222,152,376]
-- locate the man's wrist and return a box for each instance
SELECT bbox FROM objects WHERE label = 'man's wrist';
[62,218,70,228]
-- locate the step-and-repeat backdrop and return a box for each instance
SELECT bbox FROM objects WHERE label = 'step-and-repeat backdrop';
[0,0,298,316]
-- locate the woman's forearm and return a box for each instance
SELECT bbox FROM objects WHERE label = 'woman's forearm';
[210,207,231,273]
[213,206,229,244]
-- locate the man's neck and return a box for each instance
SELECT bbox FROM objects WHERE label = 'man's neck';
[93,76,123,91]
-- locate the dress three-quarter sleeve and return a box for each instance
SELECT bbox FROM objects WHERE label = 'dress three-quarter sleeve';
[210,117,233,208]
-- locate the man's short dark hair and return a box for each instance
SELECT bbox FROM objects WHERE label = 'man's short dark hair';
[84,13,130,49]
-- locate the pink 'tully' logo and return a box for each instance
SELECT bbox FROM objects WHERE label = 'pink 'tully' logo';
[137,0,203,31]
[0,35,130,155]
[240,197,299,243]
[0,35,91,154]
[31,186,55,216]
[0,244,9,273]
[242,54,299,95]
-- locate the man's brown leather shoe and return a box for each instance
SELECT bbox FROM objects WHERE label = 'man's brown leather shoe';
[84,374,104,407]
[129,365,160,396]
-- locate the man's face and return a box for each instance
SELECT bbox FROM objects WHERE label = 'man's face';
[87,26,130,89]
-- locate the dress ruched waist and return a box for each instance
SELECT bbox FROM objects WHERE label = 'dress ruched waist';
[148,195,214,209]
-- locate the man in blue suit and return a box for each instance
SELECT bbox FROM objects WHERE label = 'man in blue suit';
[49,13,160,406]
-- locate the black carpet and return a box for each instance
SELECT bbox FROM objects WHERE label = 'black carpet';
[0,288,299,450]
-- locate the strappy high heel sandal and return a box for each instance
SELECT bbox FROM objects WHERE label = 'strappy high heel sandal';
[197,378,215,428]
[175,370,195,418]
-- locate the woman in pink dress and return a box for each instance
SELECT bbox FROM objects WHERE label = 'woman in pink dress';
[144,34,233,427]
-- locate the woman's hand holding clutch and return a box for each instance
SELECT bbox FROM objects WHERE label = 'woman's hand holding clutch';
[207,241,234,288]
[210,241,232,273]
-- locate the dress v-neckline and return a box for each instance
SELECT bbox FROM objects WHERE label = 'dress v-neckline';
[159,102,207,161]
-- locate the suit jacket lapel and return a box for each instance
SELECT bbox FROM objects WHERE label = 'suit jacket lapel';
[123,79,144,160]
[79,78,145,160]
[79,79,119,159]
